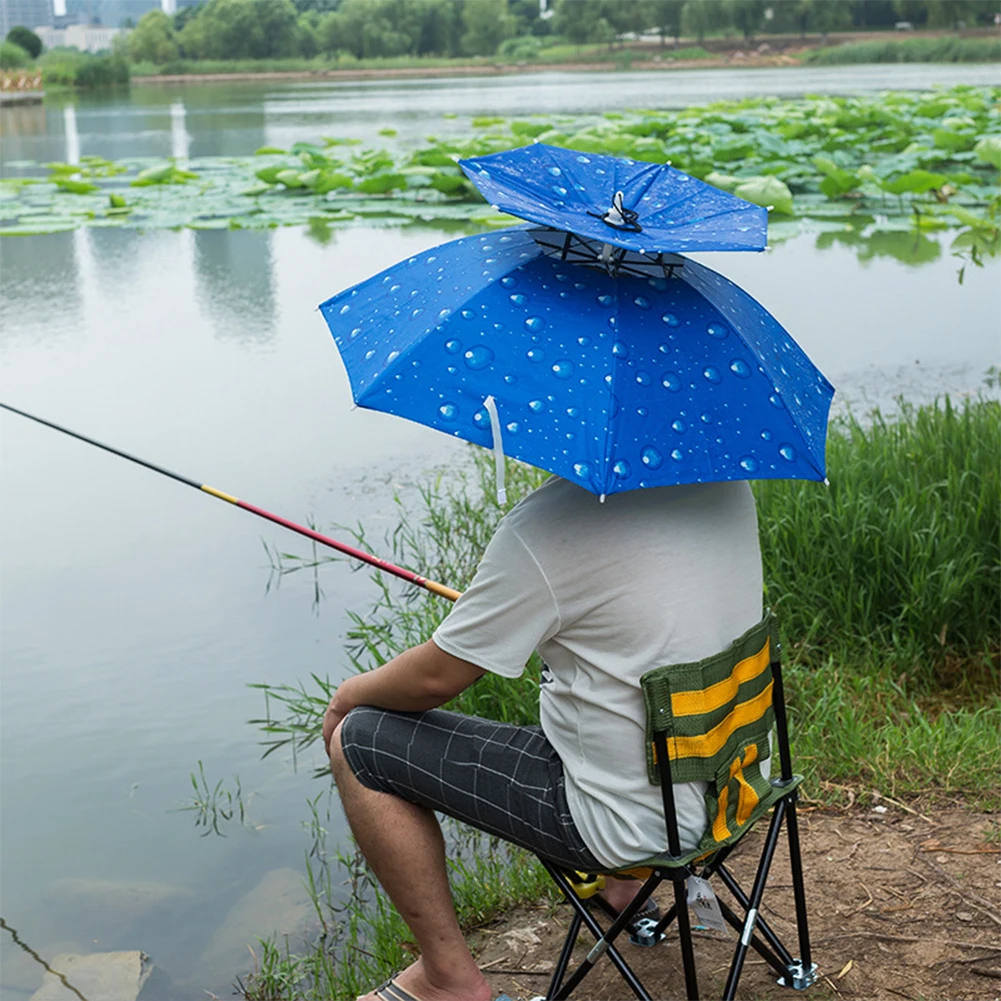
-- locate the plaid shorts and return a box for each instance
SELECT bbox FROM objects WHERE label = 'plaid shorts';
[339,706,603,871]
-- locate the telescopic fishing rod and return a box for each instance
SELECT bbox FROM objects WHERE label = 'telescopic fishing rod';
[0,402,462,603]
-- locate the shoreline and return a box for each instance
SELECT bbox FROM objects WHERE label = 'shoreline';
[129,28,997,86]
[132,53,801,85]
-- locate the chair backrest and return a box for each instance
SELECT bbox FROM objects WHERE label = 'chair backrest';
[640,612,797,860]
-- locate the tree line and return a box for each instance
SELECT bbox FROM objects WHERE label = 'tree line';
[111,0,1001,65]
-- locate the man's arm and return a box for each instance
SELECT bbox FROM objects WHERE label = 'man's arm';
[322,639,486,755]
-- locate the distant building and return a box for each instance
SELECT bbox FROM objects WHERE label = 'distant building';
[0,0,54,36]
[35,20,119,49]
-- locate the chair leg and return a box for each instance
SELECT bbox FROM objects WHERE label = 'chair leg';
[721,800,787,1001]
[672,877,700,1000]
[716,893,790,980]
[545,907,582,1001]
[785,794,814,973]
[716,864,796,968]
[540,860,655,1001]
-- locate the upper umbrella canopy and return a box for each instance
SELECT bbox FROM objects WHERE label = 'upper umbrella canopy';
[318,227,832,498]
[458,144,768,254]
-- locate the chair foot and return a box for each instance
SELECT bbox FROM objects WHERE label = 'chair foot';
[629,916,667,948]
[777,960,818,990]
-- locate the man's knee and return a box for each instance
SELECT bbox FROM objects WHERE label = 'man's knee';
[328,705,374,787]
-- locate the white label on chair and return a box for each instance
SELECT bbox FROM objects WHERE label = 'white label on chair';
[687,876,728,935]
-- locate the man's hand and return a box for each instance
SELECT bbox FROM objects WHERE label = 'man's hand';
[322,676,360,757]
[320,640,485,761]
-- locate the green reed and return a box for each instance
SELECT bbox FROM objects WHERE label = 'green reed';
[755,395,1000,686]
[805,36,1001,64]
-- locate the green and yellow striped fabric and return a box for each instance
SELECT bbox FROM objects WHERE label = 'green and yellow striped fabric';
[640,612,799,860]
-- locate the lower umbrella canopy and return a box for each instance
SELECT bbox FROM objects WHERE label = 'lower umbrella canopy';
[318,228,833,498]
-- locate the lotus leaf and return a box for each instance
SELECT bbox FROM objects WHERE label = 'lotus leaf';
[733,176,794,215]
[974,137,1001,170]
[56,179,99,195]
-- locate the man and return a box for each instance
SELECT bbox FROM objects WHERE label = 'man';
[323,474,763,1001]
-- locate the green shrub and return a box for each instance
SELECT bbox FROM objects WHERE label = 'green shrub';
[40,50,129,87]
[0,40,30,69]
[5,25,42,59]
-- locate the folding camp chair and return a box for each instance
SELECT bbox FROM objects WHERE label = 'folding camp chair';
[533,612,817,1001]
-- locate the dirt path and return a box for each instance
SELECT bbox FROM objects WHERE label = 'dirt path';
[474,806,1000,1001]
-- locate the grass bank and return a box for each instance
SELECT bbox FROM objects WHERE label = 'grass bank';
[805,34,1001,64]
[244,392,1000,999]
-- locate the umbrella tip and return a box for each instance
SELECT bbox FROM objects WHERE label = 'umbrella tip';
[599,493,606,504]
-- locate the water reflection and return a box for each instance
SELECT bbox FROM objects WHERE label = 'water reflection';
[816,226,942,267]
[170,101,191,160]
[63,105,80,165]
[0,232,82,340]
[193,230,276,343]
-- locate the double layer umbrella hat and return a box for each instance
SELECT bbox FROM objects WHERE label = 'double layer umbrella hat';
[319,146,832,498]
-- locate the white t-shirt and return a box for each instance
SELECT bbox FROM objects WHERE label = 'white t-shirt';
[432,476,763,869]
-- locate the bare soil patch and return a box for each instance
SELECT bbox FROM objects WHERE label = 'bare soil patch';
[474,806,1000,1001]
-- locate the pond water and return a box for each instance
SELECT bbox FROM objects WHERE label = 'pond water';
[1,67,998,1000]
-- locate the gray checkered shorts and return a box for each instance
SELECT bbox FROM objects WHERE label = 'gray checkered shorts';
[339,706,603,870]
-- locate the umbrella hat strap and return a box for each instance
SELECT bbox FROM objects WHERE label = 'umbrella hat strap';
[484,395,507,506]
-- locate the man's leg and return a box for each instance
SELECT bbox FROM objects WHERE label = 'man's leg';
[330,719,492,1001]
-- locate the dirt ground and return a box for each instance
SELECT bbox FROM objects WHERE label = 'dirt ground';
[473,804,1000,1001]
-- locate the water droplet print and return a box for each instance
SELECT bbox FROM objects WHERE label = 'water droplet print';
[662,313,679,327]
[573,462,591,480]
[739,456,759,473]
[548,166,563,176]
[505,422,520,434]
[552,360,575,380]
[761,429,773,441]
[730,359,752,378]
[439,403,458,421]
[769,393,785,409]
[509,294,527,306]
[527,348,545,363]
[641,447,663,470]
[662,372,682,393]
[524,317,544,333]
[703,367,722,384]
[364,349,376,361]
[386,350,400,364]
[779,444,797,462]
[633,296,651,310]
[528,399,546,413]
[339,304,350,315]
[671,449,684,462]
[707,323,729,339]
[472,409,490,429]
[612,341,629,358]
[500,276,516,288]
[350,327,362,339]
[597,294,614,308]
[463,346,494,370]
[566,406,581,418]
[444,339,462,355]
[577,336,591,346]
[612,460,631,480]
[635,371,652,386]
[672,420,686,434]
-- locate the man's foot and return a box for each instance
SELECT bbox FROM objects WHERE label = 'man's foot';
[357,957,492,1001]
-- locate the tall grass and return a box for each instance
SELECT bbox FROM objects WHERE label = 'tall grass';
[804,35,1001,64]
[757,396,1000,684]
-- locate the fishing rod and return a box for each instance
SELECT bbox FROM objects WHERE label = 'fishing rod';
[0,401,462,603]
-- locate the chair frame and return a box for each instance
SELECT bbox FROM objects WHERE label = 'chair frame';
[535,626,817,1001]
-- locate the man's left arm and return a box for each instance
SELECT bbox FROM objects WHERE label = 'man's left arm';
[322,639,485,755]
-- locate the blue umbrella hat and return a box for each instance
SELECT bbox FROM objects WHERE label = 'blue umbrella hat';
[319,228,833,500]
[458,143,768,255]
